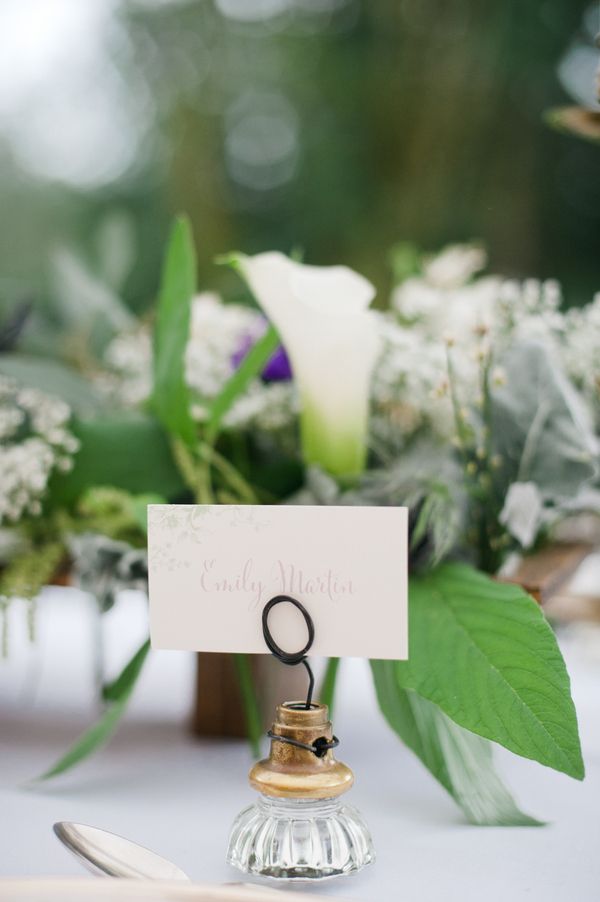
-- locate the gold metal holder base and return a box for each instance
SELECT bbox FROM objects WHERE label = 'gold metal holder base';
[249,702,354,800]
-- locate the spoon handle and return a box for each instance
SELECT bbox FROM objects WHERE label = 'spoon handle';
[0,877,348,901]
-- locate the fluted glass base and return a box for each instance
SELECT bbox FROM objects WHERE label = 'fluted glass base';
[226,795,375,881]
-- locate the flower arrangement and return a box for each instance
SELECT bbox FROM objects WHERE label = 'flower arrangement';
[1,217,598,825]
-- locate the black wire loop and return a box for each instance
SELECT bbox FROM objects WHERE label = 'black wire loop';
[262,595,315,709]
[266,730,340,759]
[262,594,342,758]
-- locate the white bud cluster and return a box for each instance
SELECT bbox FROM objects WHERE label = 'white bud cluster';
[562,293,600,409]
[0,377,79,525]
[374,244,600,446]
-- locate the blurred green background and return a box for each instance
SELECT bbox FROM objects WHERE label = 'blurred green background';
[0,0,598,327]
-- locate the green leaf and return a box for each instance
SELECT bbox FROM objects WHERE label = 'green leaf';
[205,324,280,442]
[101,638,150,703]
[371,665,542,826]
[233,653,261,758]
[34,639,150,780]
[48,413,186,505]
[151,216,197,447]
[320,658,340,715]
[395,563,584,779]
[0,353,106,416]
[389,241,422,284]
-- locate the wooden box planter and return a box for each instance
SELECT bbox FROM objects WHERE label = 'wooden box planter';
[191,652,308,738]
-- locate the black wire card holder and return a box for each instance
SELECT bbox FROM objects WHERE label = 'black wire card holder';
[262,594,339,759]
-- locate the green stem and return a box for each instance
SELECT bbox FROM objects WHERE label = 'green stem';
[199,443,258,504]
[480,349,493,464]
[233,654,262,758]
[320,657,341,715]
[446,347,472,457]
[195,460,213,505]
[173,435,258,506]
[171,438,213,504]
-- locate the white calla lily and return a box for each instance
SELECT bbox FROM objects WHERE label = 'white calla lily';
[236,251,381,478]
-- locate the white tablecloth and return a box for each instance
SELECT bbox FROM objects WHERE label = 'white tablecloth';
[1,585,599,901]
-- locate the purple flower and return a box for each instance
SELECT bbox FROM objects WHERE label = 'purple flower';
[232,331,292,383]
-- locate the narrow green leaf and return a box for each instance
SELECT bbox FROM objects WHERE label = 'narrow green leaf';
[48,413,186,505]
[320,657,340,715]
[389,241,422,284]
[102,638,151,703]
[397,563,584,779]
[205,325,280,442]
[233,653,262,758]
[34,639,150,781]
[151,216,197,447]
[371,663,542,826]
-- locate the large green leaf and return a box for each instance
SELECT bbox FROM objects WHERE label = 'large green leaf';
[371,666,542,826]
[205,323,280,442]
[151,216,197,447]
[34,639,150,781]
[0,353,106,416]
[48,413,186,504]
[395,563,584,779]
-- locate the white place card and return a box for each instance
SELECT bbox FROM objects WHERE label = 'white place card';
[148,504,408,659]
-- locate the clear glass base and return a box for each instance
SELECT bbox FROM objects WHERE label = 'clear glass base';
[226,795,375,882]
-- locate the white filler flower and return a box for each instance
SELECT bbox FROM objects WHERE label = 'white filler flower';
[0,377,79,525]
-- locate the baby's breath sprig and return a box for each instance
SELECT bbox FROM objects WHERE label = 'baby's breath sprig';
[0,376,79,527]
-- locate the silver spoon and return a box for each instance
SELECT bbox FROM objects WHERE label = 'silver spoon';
[53,822,348,899]
[53,822,190,882]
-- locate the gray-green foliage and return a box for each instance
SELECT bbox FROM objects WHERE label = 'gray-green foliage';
[294,448,464,571]
[492,341,599,499]
[50,245,136,357]
[67,533,148,613]
[0,354,106,416]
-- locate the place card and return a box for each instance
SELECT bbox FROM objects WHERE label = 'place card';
[148,504,408,659]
